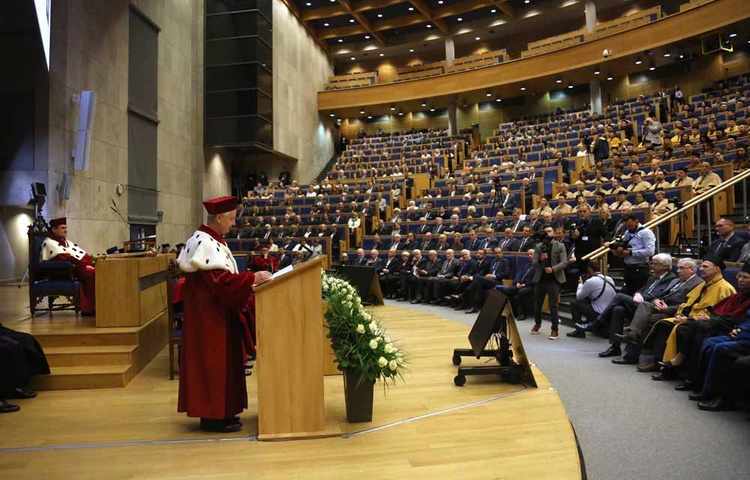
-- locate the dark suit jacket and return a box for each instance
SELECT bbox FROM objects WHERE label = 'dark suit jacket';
[433,224,447,235]
[487,257,511,281]
[420,239,436,251]
[455,259,478,278]
[464,238,481,251]
[366,257,384,269]
[278,253,294,269]
[380,256,402,274]
[516,236,534,253]
[661,275,705,314]
[473,258,492,277]
[417,225,433,235]
[437,258,459,277]
[639,272,679,302]
[435,242,450,251]
[707,234,745,262]
[514,262,536,285]
[478,237,498,251]
[422,259,443,277]
[499,237,519,252]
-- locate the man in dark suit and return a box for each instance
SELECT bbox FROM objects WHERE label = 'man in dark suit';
[416,217,432,235]
[497,248,536,319]
[498,228,519,252]
[389,234,405,251]
[705,219,744,262]
[352,248,368,266]
[434,234,450,251]
[277,250,294,269]
[437,250,476,304]
[477,229,499,251]
[380,251,407,299]
[464,230,481,251]
[491,212,507,232]
[508,209,527,234]
[516,227,535,253]
[433,217,447,235]
[462,216,478,234]
[410,251,443,303]
[499,186,517,215]
[570,204,606,273]
[449,233,464,251]
[463,247,512,313]
[426,249,460,304]
[452,249,490,309]
[365,249,384,270]
[398,249,429,301]
[526,210,544,233]
[419,232,436,251]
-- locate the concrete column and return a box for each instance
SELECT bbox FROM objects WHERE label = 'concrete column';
[585,1,597,34]
[448,100,458,137]
[590,78,602,114]
[445,37,455,67]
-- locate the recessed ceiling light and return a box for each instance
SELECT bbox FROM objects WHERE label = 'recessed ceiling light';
[390,106,395,111]
[365,35,370,39]
[438,1,444,4]
[556,78,562,83]
[491,9,497,13]
[729,33,738,38]
[427,24,432,28]
[306,2,311,6]
[475,37,480,41]
[520,86,526,91]
[430,107,436,111]
[398,111,404,116]
[367,115,373,119]
[607,75,613,80]
[635,59,642,65]
[457,18,463,22]
[409,49,414,52]
[421,100,427,106]
[350,57,355,60]
[329,113,335,117]
[594,69,600,75]
[664,52,671,57]
[649,66,656,71]
[350,19,355,23]
[495,98,501,102]
[379,53,384,57]
[525,0,530,4]
[360,109,365,114]
[568,84,574,89]
[338,39,343,43]
[378,14,383,18]
[679,54,684,59]
[486,91,492,97]
[409,7,414,11]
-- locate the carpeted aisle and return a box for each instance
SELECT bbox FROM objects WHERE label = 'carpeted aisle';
[388,299,750,480]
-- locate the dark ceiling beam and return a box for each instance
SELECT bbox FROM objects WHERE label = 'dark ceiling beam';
[318,24,368,41]
[488,0,515,19]
[372,13,426,32]
[337,0,387,46]
[408,0,450,35]
[353,0,406,13]
[433,0,494,20]
[301,5,348,22]
[278,0,329,52]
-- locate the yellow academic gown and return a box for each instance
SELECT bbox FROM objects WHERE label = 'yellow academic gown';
[646,275,736,361]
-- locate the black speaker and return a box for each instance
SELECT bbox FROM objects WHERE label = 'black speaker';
[338,265,384,305]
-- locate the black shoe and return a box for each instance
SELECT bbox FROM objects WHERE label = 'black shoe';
[0,400,20,414]
[598,345,621,358]
[566,329,586,338]
[409,299,420,304]
[465,308,480,314]
[577,321,600,332]
[651,369,677,381]
[515,315,526,321]
[611,357,638,365]
[9,388,37,399]
[697,397,735,412]
[200,418,243,433]
[674,381,696,392]
[689,392,711,401]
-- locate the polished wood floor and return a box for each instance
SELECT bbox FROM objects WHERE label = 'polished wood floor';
[0,301,581,479]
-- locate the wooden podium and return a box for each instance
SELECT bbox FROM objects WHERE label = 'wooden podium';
[254,257,334,440]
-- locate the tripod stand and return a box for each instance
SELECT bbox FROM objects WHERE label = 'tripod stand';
[671,209,695,255]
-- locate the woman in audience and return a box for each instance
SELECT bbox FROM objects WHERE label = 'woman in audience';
[538,197,553,216]
[632,192,650,209]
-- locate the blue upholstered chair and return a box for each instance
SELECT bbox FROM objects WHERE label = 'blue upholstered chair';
[27,222,80,317]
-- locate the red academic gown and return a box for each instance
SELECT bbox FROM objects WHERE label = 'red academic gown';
[41,235,96,314]
[251,253,278,273]
[176,224,256,420]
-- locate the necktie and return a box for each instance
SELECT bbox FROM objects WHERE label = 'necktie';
[713,240,726,254]
[668,280,685,294]
[643,278,660,295]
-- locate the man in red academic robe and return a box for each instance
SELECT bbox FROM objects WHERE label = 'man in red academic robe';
[41,218,96,315]
[176,196,270,433]
[250,244,278,273]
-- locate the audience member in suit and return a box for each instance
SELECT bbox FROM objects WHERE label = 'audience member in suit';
[398,250,428,301]
[498,228,519,252]
[449,233,464,251]
[515,227,535,253]
[526,210,544,233]
[508,209,527,234]
[372,219,389,235]
[570,204,606,274]
[530,227,568,339]
[491,212,507,232]
[437,250,476,303]
[277,250,294,269]
[444,216,461,233]
[389,208,403,223]
[352,248,368,266]
[365,249,384,270]
[705,218,744,262]
[426,249,460,304]
[380,252,408,299]
[464,230,481,251]
[416,218,432,235]
[497,249,536,320]
[390,222,402,237]
[477,229,499,251]
[410,251,443,303]
[694,317,750,412]
[389,234,405,251]
[403,233,417,251]
[554,227,574,255]
[419,232,436,251]
[657,262,750,393]
[498,186,517,215]
[0,325,49,413]
[462,247,512,313]
[462,216,478,234]
[551,211,572,231]
[371,234,386,251]
[451,250,489,309]
[433,217,447,235]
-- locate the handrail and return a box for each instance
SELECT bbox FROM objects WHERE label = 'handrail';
[583,168,750,261]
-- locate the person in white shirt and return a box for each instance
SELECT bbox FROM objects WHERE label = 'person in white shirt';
[567,261,617,338]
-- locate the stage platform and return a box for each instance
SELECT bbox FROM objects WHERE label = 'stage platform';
[0,300,581,479]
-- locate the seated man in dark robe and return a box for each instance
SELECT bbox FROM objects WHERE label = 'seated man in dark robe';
[0,324,50,413]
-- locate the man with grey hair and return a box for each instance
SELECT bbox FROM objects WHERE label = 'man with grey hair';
[581,253,679,358]
[615,257,704,368]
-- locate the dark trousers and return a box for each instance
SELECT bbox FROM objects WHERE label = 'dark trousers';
[534,279,561,331]
[570,299,599,325]
[644,320,677,362]
[699,338,750,398]
[466,277,501,309]
[609,302,638,346]
[675,322,732,385]
[622,264,650,296]
[497,285,534,317]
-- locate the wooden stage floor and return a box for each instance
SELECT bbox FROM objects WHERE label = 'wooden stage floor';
[0,300,581,479]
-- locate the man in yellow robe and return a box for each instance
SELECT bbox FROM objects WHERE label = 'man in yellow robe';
[648,254,736,381]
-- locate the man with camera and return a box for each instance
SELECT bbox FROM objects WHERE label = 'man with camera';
[608,213,656,295]
[643,113,663,147]
[531,226,568,340]
[570,204,606,275]
[567,261,617,338]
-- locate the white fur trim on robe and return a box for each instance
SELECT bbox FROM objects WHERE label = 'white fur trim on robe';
[41,237,87,262]
[177,230,238,274]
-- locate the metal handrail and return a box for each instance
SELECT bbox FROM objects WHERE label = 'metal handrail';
[583,167,750,261]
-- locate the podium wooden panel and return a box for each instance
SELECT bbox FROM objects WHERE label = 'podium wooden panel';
[254,257,331,440]
[94,254,173,328]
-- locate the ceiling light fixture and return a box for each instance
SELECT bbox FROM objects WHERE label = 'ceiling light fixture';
[390,105,396,111]
[360,108,365,114]
[635,58,642,65]
[594,69,600,75]
[430,107,436,112]
[306,2,311,5]
[556,77,562,84]
[568,84,574,89]
[427,24,432,28]
[338,39,343,43]
[378,14,383,18]
[491,9,497,13]
[520,86,526,91]
[367,115,372,119]
[329,112,335,117]
[486,90,492,97]
[475,36,480,40]
[351,56,356,60]
[607,75,613,80]
[365,35,370,39]
[409,7,414,11]
[495,98,502,102]
[649,66,656,71]
[457,18,463,22]
[350,19,355,23]
[421,100,427,107]
[729,32,738,38]
[663,52,671,57]
[409,49,414,52]
[398,111,404,116]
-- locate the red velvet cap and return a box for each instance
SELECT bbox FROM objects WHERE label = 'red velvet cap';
[50,217,67,228]
[203,196,237,215]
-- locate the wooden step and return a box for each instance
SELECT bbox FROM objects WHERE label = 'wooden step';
[44,345,137,367]
[33,331,139,348]
[30,364,132,390]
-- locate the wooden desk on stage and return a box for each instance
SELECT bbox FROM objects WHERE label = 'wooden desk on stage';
[95,254,174,328]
